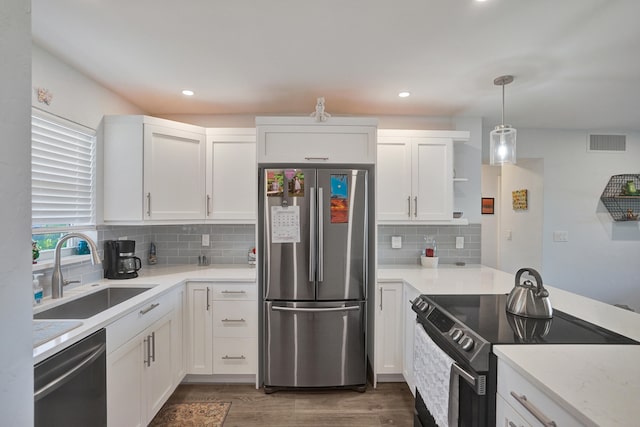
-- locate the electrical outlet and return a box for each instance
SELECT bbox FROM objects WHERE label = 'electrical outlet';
[456,236,464,249]
[391,236,402,249]
[201,234,210,246]
[506,230,512,241]
[553,231,569,242]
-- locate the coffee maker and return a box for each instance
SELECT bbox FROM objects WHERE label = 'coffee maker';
[104,240,142,279]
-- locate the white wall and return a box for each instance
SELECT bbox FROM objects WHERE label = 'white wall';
[32,43,144,129]
[503,129,640,311]
[481,165,501,268]
[0,0,34,424]
[498,159,544,274]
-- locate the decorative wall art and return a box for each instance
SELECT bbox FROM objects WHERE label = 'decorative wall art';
[35,87,53,105]
[481,197,495,215]
[512,189,528,210]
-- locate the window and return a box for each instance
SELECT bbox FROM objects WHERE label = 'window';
[31,109,96,255]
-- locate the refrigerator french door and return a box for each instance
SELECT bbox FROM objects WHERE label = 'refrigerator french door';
[261,167,368,390]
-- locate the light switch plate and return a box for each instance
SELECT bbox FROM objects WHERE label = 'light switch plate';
[391,236,402,249]
[202,234,210,246]
[456,236,464,249]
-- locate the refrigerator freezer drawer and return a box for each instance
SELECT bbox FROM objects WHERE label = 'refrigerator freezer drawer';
[264,301,366,388]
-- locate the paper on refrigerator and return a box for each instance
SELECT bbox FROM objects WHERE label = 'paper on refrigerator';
[271,205,301,243]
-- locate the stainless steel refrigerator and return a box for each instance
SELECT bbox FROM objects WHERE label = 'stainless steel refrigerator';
[260,167,368,391]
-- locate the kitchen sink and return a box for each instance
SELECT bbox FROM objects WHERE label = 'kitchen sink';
[33,287,152,319]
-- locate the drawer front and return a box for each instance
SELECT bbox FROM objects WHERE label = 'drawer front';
[496,394,532,427]
[212,337,257,374]
[107,290,175,353]
[497,359,583,427]
[212,301,257,338]
[211,283,257,301]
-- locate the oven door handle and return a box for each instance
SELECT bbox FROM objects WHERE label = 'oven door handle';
[451,363,476,389]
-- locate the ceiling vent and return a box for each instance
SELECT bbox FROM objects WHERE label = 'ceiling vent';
[588,134,626,152]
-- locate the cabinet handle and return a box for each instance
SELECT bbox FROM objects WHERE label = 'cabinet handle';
[221,290,246,294]
[139,302,159,315]
[510,392,557,427]
[206,287,210,311]
[144,335,151,367]
[150,331,156,363]
[222,355,246,360]
[414,196,418,217]
[304,156,329,161]
[407,196,411,218]
[146,192,151,216]
[206,194,212,216]
[379,287,383,311]
[221,318,246,322]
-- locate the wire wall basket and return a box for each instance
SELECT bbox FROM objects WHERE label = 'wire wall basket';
[600,174,640,221]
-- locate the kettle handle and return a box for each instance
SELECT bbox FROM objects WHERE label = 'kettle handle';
[515,268,547,295]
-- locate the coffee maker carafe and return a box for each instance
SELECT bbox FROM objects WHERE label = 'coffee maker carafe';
[104,240,142,279]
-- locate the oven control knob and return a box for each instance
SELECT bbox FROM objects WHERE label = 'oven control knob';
[450,329,463,342]
[460,337,475,352]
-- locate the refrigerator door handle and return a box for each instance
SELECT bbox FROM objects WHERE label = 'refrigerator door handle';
[309,187,316,283]
[272,305,359,313]
[318,187,324,282]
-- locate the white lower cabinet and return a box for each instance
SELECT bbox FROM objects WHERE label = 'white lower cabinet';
[186,282,257,378]
[106,288,183,427]
[497,358,583,427]
[375,282,403,376]
[186,283,213,374]
[402,284,420,395]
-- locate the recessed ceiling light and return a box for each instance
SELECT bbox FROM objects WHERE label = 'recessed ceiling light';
[398,91,411,98]
[182,89,195,96]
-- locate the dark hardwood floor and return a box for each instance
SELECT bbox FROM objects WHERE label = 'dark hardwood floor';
[164,382,415,426]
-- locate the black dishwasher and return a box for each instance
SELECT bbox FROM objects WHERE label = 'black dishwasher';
[34,328,106,427]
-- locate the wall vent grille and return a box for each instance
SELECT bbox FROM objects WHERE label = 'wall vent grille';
[588,134,626,152]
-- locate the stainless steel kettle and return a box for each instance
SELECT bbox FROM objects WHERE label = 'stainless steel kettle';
[506,268,553,319]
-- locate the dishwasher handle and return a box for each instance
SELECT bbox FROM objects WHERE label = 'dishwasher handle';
[34,342,106,401]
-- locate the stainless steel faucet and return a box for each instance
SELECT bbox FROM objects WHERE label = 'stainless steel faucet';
[51,233,101,299]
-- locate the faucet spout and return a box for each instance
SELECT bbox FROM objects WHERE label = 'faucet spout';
[51,233,101,299]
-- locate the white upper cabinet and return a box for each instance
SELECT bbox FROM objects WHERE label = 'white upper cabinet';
[143,124,206,221]
[205,128,256,223]
[103,115,206,223]
[256,116,377,164]
[377,129,469,223]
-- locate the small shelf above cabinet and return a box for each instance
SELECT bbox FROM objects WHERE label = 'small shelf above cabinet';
[600,174,640,221]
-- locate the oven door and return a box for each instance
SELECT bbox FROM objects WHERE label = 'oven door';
[414,323,488,427]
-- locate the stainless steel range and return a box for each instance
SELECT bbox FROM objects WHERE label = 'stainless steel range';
[410,294,638,427]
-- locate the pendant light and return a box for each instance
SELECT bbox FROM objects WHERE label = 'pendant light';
[490,75,517,165]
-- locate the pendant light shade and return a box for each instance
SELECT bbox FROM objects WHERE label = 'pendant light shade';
[490,75,517,165]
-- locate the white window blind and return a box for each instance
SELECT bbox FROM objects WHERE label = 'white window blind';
[31,109,96,229]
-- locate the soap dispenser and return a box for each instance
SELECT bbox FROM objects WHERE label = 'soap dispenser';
[33,274,44,305]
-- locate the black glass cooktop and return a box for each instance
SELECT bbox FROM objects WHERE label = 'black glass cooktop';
[427,294,638,345]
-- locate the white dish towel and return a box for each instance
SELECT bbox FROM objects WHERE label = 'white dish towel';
[414,324,456,427]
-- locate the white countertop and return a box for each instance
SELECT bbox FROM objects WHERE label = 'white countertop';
[379,264,640,427]
[33,265,256,363]
[494,345,640,427]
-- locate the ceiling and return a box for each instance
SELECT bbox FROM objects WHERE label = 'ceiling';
[32,0,640,131]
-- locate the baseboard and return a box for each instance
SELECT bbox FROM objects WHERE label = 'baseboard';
[182,374,256,384]
[376,373,405,382]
